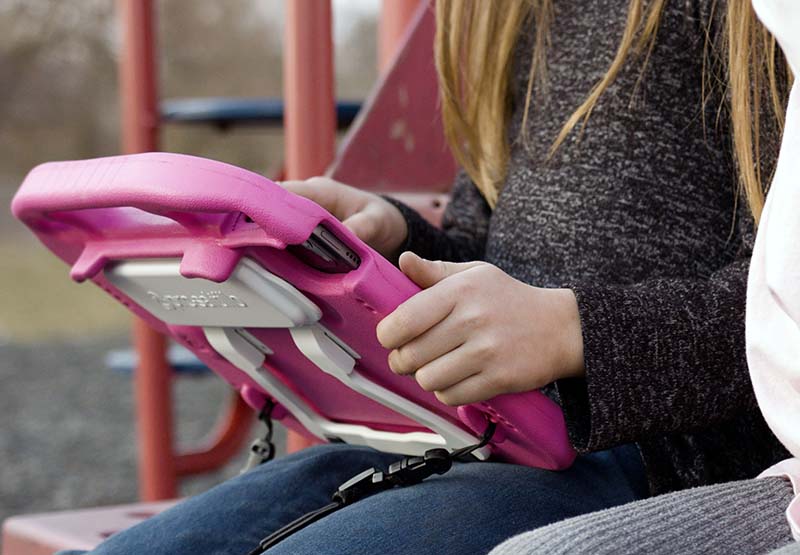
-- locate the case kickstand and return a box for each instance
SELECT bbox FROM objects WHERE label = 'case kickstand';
[241,400,277,474]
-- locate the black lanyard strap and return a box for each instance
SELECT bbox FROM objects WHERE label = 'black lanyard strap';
[247,420,496,555]
[246,502,340,555]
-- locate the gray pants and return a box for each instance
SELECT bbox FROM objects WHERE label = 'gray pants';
[773,543,800,555]
[489,476,796,555]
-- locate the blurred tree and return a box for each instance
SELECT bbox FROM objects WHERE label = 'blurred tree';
[0,0,118,178]
[157,0,284,175]
[0,0,379,189]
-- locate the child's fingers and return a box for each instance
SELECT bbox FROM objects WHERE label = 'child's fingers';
[342,207,380,243]
[412,345,480,393]
[433,372,496,407]
[387,315,466,376]
[376,284,456,349]
[282,178,348,218]
[399,252,483,289]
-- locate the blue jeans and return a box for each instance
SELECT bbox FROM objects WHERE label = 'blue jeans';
[59,442,648,555]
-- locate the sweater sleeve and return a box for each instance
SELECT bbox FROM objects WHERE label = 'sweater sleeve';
[554,0,790,454]
[556,164,785,453]
[746,80,800,459]
[383,169,492,263]
[555,246,758,452]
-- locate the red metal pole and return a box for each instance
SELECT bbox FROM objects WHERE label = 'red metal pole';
[118,0,177,501]
[120,0,159,154]
[378,0,422,72]
[174,392,254,476]
[284,0,335,179]
[283,0,335,453]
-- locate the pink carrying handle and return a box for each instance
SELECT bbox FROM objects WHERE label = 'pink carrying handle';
[11,153,324,248]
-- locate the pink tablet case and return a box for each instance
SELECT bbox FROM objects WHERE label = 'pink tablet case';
[11,153,575,469]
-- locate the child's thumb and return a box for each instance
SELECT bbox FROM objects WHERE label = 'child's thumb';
[398,252,482,289]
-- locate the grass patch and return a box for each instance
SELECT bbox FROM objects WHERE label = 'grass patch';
[0,236,130,342]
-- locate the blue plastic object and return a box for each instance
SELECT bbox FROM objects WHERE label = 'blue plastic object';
[160,97,361,129]
[106,344,211,376]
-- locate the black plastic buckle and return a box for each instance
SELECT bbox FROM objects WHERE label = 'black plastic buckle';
[385,448,452,487]
[331,420,496,506]
[332,467,392,505]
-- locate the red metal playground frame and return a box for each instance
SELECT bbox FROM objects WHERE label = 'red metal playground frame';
[119,0,422,502]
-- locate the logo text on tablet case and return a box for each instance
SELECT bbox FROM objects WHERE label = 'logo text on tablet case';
[147,290,248,311]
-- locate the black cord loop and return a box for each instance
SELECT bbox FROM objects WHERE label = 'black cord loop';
[246,418,496,554]
[241,399,278,474]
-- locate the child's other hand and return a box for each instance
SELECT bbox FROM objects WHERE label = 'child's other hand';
[281,177,408,259]
[378,252,585,406]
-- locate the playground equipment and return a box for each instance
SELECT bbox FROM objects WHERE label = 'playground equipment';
[1,1,455,553]
[119,0,449,502]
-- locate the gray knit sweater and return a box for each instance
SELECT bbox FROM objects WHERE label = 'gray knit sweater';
[387,0,790,495]
[488,477,796,554]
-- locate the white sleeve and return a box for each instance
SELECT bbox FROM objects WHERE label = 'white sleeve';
[751,0,800,76]
[746,0,800,459]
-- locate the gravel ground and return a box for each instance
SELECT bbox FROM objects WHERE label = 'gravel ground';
[0,335,287,527]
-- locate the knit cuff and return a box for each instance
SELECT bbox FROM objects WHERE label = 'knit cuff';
[558,265,752,456]
[381,194,448,263]
[554,283,623,452]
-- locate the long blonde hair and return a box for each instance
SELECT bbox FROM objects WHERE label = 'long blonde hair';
[435,0,792,222]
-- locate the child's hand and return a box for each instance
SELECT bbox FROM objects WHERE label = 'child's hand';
[281,177,408,259]
[378,252,585,406]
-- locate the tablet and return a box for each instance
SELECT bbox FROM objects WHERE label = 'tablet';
[11,152,575,469]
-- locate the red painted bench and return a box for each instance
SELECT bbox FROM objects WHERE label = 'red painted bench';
[2,501,177,555]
